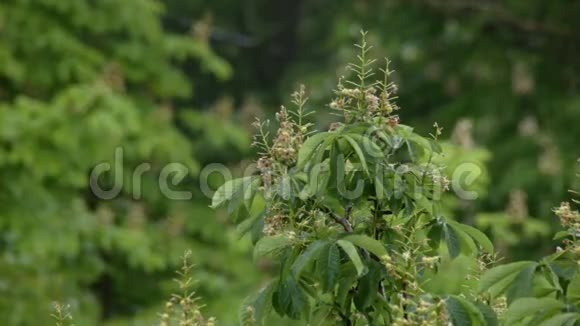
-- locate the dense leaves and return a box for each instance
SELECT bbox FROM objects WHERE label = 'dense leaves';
[213,33,580,325]
[213,35,506,325]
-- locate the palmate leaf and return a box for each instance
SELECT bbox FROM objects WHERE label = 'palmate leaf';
[443,223,461,258]
[336,264,359,310]
[211,176,258,209]
[296,132,332,170]
[317,243,341,292]
[474,301,499,326]
[273,275,308,319]
[394,124,414,138]
[479,261,536,299]
[540,262,563,295]
[341,234,388,258]
[502,297,564,325]
[454,225,478,256]
[291,239,330,277]
[211,176,260,222]
[308,305,333,326]
[450,221,494,254]
[337,239,366,277]
[446,296,470,326]
[239,281,276,326]
[445,220,488,257]
[506,262,539,303]
[446,295,486,326]
[567,274,580,303]
[235,209,266,239]
[405,139,418,161]
[373,164,387,200]
[254,235,293,261]
[343,134,370,175]
[537,313,580,326]
[354,260,382,311]
[347,133,384,159]
[327,142,340,191]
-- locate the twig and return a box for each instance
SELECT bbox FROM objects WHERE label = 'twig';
[330,203,354,232]
[331,212,354,232]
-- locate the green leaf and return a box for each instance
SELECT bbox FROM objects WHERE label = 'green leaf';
[291,240,329,276]
[374,166,386,200]
[454,224,478,256]
[443,223,461,258]
[553,230,569,240]
[297,132,330,170]
[567,274,580,303]
[317,243,341,292]
[250,213,266,244]
[337,239,366,277]
[236,210,265,239]
[274,275,307,319]
[446,296,470,326]
[354,260,382,311]
[409,133,433,156]
[503,297,564,325]
[240,281,275,326]
[475,301,499,326]
[211,176,258,209]
[453,222,494,254]
[308,305,333,326]
[428,222,443,251]
[506,262,539,303]
[348,133,383,159]
[336,264,358,309]
[254,235,293,260]
[376,130,393,148]
[211,176,260,222]
[540,262,563,295]
[479,261,534,295]
[395,124,414,137]
[537,313,580,326]
[446,295,486,326]
[342,234,388,258]
[343,134,369,175]
[405,139,418,161]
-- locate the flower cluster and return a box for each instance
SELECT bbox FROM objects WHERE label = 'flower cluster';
[251,87,311,192]
[262,213,286,236]
[256,156,273,187]
[271,106,301,164]
[330,80,400,124]
[329,50,400,127]
[553,201,580,254]
[554,201,580,230]
[431,173,450,192]
[160,250,216,326]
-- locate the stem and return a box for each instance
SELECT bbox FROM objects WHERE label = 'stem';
[331,212,353,233]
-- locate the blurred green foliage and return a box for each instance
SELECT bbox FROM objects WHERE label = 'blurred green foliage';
[0,0,254,324]
[0,0,578,324]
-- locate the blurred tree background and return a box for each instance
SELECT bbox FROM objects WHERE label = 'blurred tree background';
[0,0,578,324]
